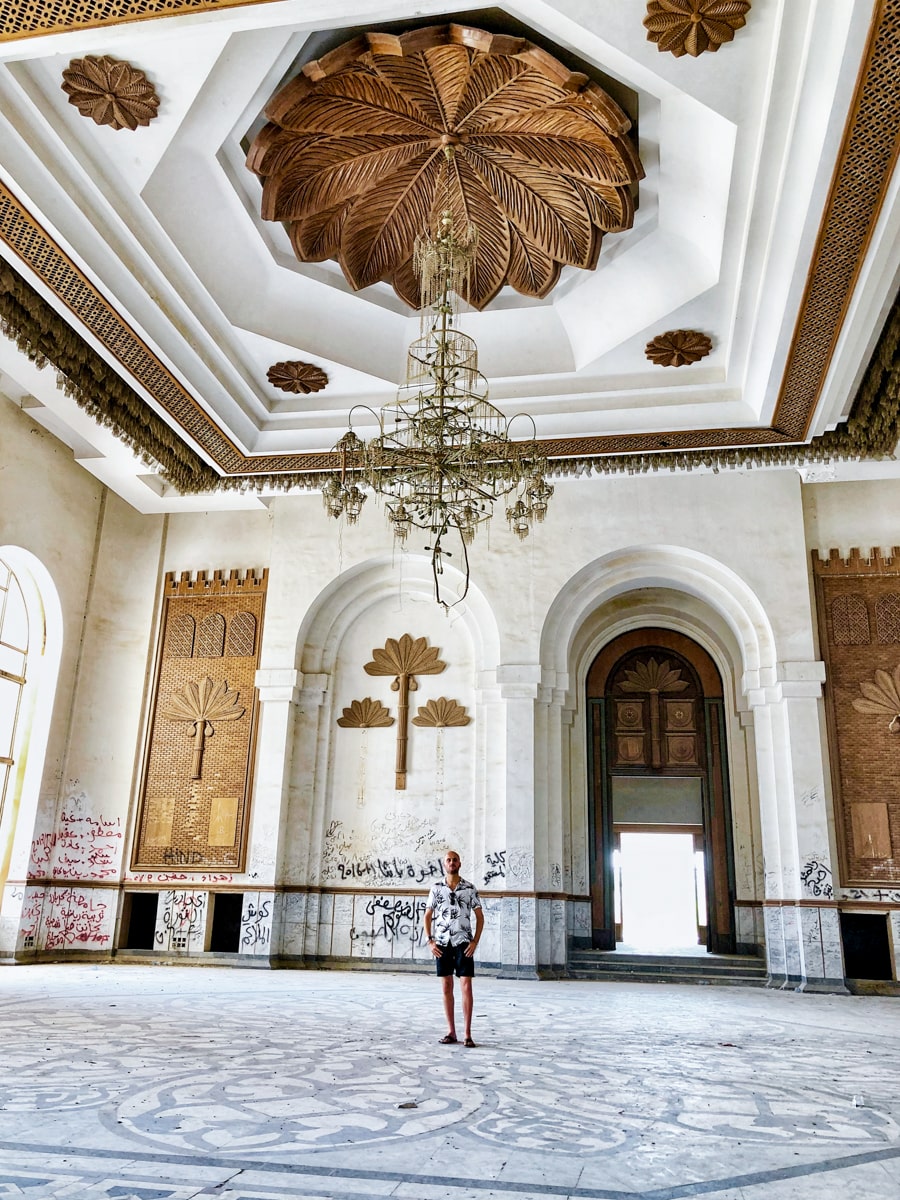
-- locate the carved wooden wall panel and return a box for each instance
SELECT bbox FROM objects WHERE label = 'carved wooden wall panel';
[133,569,267,871]
[813,548,900,885]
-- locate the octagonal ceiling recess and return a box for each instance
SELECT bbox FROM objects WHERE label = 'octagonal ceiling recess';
[248,24,644,311]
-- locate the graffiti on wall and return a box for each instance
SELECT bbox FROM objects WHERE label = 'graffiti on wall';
[43,887,111,950]
[845,887,900,901]
[483,850,506,885]
[336,856,443,884]
[800,859,835,900]
[130,872,234,884]
[241,898,271,948]
[321,815,449,885]
[30,809,123,881]
[155,890,206,947]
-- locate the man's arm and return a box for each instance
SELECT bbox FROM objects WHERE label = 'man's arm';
[464,905,484,957]
[423,898,441,956]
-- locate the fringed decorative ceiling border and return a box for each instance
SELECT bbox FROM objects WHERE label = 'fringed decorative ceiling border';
[2,251,899,491]
[0,0,265,42]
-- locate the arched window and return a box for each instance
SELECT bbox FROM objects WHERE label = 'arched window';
[0,562,28,828]
[0,548,62,912]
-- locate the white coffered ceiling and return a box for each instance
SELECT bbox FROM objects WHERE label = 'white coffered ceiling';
[1,0,898,511]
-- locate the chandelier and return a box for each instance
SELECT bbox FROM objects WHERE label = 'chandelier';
[322,208,553,608]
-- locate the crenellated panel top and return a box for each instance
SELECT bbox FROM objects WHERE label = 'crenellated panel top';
[164,569,268,596]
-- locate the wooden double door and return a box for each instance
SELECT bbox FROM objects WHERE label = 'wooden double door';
[586,629,736,954]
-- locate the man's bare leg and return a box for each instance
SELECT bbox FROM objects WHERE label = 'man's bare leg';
[441,975,456,1039]
[461,976,474,1043]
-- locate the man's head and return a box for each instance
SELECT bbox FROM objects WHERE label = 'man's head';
[443,849,461,876]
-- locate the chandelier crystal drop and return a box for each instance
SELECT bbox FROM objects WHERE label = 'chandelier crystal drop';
[324,206,553,608]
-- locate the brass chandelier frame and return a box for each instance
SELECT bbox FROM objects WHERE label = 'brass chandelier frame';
[322,209,553,608]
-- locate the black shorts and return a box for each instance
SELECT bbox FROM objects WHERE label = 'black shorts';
[434,941,475,977]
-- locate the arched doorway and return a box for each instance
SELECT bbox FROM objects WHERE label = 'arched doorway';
[586,628,736,954]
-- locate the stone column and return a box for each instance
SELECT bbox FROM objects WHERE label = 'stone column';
[497,665,541,976]
[241,668,302,959]
[748,661,846,992]
[535,676,569,975]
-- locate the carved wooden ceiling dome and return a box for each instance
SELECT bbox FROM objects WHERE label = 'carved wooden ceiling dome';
[248,24,644,310]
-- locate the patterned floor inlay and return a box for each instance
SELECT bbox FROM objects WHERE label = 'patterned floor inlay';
[0,966,897,1199]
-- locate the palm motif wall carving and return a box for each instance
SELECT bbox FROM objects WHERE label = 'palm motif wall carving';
[337,634,470,789]
[614,655,699,771]
[813,549,900,884]
[133,570,267,871]
[248,24,643,309]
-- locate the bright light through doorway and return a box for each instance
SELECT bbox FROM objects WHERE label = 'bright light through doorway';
[617,831,702,950]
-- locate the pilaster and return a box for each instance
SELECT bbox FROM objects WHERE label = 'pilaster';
[748,661,847,991]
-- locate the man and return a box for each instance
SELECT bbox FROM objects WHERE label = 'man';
[423,849,484,1047]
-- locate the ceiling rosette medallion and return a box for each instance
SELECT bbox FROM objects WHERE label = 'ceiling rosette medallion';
[266,360,328,394]
[247,24,643,310]
[643,1,751,58]
[645,329,713,367]
[61,55,160,130]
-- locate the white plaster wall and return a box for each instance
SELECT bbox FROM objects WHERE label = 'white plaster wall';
[51,493,164,884]
[803,479,900,558]
[0,398,104,865]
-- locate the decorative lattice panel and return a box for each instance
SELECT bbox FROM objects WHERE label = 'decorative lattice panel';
[813,548,900,885]
[133,569,267,871]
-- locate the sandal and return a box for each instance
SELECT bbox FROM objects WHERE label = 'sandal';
[439,1034,458,1044]
[464,1037,476,1048]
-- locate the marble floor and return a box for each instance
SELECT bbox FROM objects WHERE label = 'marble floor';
[0,965,898,1200]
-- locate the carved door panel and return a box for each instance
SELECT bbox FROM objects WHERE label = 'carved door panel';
[586,630,736,955]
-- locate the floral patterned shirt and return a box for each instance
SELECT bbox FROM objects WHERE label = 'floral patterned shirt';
[426,877,483,947]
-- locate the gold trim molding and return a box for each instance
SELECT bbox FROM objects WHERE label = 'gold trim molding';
[0,0,260,42]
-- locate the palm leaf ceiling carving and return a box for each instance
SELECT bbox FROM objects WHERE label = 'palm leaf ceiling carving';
[248,25,643,310]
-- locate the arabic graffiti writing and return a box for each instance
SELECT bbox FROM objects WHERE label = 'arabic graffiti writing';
[19,889,45,943]
[845,887,900,902]
[360,895,428,946]
[129,872,234,884]
[800,859,834,900]
[241,898,272,948]
[30,811,123,881]
[155,890,206,948]
[43,887,111,950]
[337,856,443,884]
[483,849,506,885]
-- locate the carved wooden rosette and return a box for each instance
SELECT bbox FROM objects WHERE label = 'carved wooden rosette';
[364,635,446,788]
[248,24,643,309]
[645,329,712,367]
[643,1,751,58]
[133,570,266,871]
[61,55,160,130]
[266,361,329,394]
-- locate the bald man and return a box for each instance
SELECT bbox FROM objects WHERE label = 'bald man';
[423,849,484,1047]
